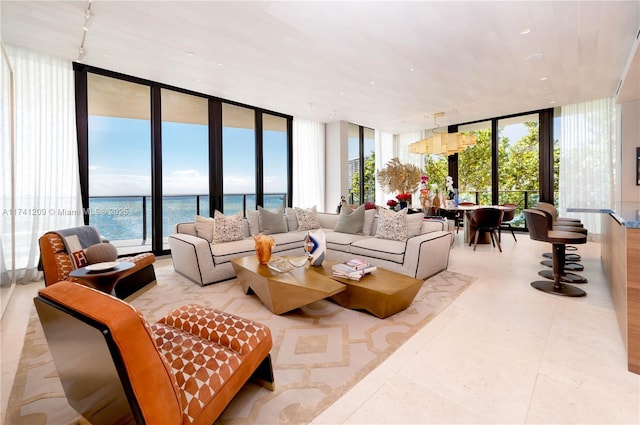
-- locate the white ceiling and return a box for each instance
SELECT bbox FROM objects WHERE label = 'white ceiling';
[2,1,639,134]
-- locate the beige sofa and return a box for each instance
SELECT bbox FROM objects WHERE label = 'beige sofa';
[169,208,453,286]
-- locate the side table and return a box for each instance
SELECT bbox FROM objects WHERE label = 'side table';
[69,262,135,295]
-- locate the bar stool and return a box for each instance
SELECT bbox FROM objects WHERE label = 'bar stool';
[534,203,584,260]
[523,209,588,297]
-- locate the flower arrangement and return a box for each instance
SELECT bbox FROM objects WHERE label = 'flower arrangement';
[386,199,398,208]
[396,193,412,202]
[364,201,376,210]
[377,157,422,195]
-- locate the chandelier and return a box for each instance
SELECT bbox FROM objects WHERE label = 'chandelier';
[408,112,477,156]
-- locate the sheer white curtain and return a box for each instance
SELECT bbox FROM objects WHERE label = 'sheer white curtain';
[559,97,616,237]
[6,46,82,282]
[292,118,325,211]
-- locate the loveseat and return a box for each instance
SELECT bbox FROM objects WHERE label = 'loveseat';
[169,206,453,286]
[39,226,156,299]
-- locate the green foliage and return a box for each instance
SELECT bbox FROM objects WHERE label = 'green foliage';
[350,151,376,203]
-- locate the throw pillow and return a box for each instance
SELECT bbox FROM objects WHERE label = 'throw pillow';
[64,235,88,268]
[334,203,365,234]
[257,206,287,234]
[246,210,260,236]
[375,208,408,241]
[85,242,118,264]
[212,210,244,243]
[295,206,320,231]
[195,215,215,242]
[407,213,424,237]
[285,207,298,231]
[363,208,376,236]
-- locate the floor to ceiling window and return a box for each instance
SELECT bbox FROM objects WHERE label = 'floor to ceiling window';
[348,124,375,205]
[497,114,540,226]
[222,103,256,215]
[262,114,289,210]
[457,121,492,204]
[87,73,152,253]
[76,64,292,255]
[161,89,208,247]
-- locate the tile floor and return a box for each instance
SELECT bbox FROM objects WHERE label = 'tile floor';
[2,231,639,424]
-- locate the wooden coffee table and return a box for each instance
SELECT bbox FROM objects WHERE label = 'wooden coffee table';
[231,256,346,315]
[313,262,423,319]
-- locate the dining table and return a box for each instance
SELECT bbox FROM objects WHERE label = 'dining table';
[438,204,516,244]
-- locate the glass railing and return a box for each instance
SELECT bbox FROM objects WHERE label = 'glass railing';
[88,193,288,252]
[455,189,540,228]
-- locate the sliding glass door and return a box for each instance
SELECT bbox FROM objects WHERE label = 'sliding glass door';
[87,73,152,254]
[458,121,492,204]
[161,89,209,247]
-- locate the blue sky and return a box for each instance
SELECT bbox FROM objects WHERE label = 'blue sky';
[89,116,530,197]
[88,116,287,196]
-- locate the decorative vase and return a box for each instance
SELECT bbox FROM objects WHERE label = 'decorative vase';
[433,190,441,212]
[254,234,276,264]
[399,201,408,210]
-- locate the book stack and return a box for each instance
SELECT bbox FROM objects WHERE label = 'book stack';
[331,258,377,281]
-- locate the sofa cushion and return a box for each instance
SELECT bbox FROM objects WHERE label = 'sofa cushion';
[271,231,307,252]
[334,203,365,234]
[212,210,244,244]
[363,209,376,236]
[407,213,424,237]
[350,237,406,264]
[285,208,298,231]
[324,231,368,253]
[210,238,256,264]
[246,210,260,236]
[295,206,320,231]
[195,215,215,242]
[257,206,287,234]
[375,208,408,241]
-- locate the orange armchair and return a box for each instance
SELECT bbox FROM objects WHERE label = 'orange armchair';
[38,226,156,299]
[34,281,274,425]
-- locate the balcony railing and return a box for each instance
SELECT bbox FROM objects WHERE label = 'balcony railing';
[88,193,288,252]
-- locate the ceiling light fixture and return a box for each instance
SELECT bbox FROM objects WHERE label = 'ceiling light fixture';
[77,0,92,61]
[407,112,477,156]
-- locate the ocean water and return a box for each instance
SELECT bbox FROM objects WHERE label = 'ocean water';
[89,194,286,241]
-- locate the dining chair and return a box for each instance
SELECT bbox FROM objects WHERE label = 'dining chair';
[468,207,504,252]
[454,202,476,233]
[499,203,517,242]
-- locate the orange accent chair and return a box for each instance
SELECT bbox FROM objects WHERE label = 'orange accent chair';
[38,226,156,299]
[34,281,274,425]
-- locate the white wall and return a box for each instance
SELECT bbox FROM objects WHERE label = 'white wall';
[375,130,394,205]
[324,121,349,212]
[620,100,640,203]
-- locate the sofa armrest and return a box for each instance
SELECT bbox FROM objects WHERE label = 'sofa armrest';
[404,231,453,279]
[157,304,272,356]
[168,233,214,286]
[175,222,197,236]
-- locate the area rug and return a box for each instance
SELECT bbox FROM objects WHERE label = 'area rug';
[6,264,475,425]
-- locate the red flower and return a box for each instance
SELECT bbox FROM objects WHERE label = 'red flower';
[386,199,398,207]
[396,193,412,202]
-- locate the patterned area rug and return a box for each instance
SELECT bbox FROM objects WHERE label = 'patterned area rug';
[6,264,475,425]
